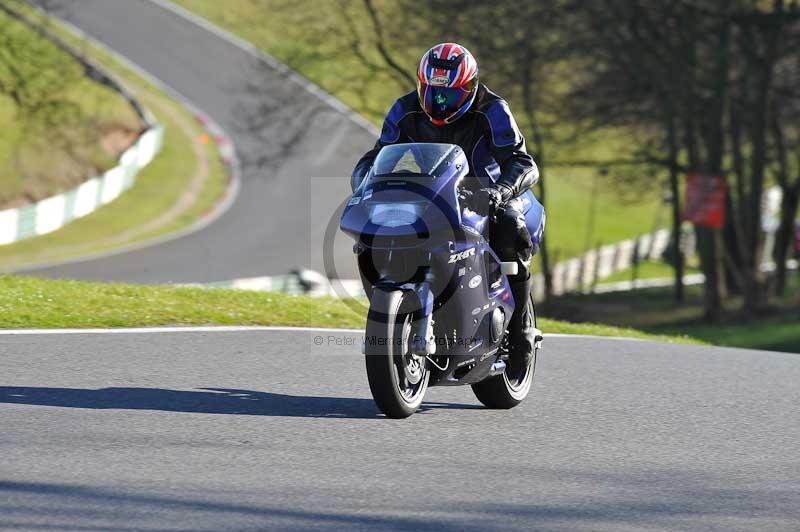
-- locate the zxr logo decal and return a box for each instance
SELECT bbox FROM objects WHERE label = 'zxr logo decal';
[448,248,476,264]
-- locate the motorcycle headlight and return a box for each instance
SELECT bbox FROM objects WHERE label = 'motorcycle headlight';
[367,202,427,227]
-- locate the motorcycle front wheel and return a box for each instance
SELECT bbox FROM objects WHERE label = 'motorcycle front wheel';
[364,289,430,418]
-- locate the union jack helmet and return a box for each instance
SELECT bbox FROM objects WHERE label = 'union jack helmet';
[417,43,479,126]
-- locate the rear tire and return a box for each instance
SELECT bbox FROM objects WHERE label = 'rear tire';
[365,289,430,418]
[471,295,538,409]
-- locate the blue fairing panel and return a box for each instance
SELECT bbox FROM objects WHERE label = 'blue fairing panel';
[484,100,523,148]
[379,99,406,144]
[520,189,545,248]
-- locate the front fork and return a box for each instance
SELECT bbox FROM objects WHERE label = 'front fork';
[411,269,436,357]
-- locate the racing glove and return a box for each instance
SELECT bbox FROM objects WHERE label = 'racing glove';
[470,184,512,216]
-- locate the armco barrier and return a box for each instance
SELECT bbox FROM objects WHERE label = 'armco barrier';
[0,125,164,245]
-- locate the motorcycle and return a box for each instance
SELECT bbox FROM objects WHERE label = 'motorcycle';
[340,143,545,418]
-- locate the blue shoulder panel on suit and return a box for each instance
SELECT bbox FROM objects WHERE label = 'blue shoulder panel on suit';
[379,99,406,144]
[485,100,523,148]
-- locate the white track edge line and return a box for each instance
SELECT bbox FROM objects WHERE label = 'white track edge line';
[0,325,647,342]
[5,10,242,274]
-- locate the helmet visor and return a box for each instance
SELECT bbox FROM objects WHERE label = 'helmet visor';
[418,79,477,121]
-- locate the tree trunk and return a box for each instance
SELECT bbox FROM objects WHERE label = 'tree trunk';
[774,184,800,295]
[536,178,552,299]
[740,1,783,313]
[769,79,799,298]
[698,6,732,321]
[695,227,723,320]
[667,114,684,302]
[520,55,552,299]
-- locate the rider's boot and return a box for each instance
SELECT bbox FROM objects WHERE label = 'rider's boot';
[506,272,536,372]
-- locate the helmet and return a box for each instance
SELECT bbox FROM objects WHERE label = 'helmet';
[417,43,478,126]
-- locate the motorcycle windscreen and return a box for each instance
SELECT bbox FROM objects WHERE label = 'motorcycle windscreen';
[370,143,465,181]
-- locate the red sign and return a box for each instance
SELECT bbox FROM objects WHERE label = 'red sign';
[684,173,727,229]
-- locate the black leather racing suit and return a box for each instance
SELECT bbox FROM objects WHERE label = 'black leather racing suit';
[352,84,540,273]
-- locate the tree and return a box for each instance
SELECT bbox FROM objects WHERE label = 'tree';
[768,15,800,296]
[562,1,708,305]
[562,0,800,318]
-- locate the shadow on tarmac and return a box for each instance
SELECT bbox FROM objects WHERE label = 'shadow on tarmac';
[2,475,796,532]
[0,386,480,419]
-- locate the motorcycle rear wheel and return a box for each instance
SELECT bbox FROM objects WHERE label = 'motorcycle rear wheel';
[365,289,430,418]
[471,295,537,409]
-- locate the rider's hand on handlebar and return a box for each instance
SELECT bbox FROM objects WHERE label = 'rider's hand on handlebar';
[470,187,506,217]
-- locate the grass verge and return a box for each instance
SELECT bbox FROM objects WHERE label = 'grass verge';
[0,10,226,269]
[0,274,698,346]
[543,276,800,353]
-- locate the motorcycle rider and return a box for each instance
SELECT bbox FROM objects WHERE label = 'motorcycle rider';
[351,42,539,370]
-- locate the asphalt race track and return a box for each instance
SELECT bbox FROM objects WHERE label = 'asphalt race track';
[22,0,375,283]
[1,329,799,531]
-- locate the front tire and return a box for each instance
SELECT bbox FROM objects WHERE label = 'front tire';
[365,289,430,418]
[471,295,538,409]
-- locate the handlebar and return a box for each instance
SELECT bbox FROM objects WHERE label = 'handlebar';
[458,189,500,220]
[458,189,474,207]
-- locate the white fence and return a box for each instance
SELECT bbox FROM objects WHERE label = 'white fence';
[538,228,673,297]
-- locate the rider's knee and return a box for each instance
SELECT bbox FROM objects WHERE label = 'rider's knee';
[491,207,533,281]
[497,208,533,255]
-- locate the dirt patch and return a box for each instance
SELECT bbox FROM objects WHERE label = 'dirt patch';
[99,124,142,157]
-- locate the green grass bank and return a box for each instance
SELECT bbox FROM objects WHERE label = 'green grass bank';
[0,7,140,206]
[544,277,800,353]
[0,274,699,347]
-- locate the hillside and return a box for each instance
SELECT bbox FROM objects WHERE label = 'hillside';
[0,6,141,207]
